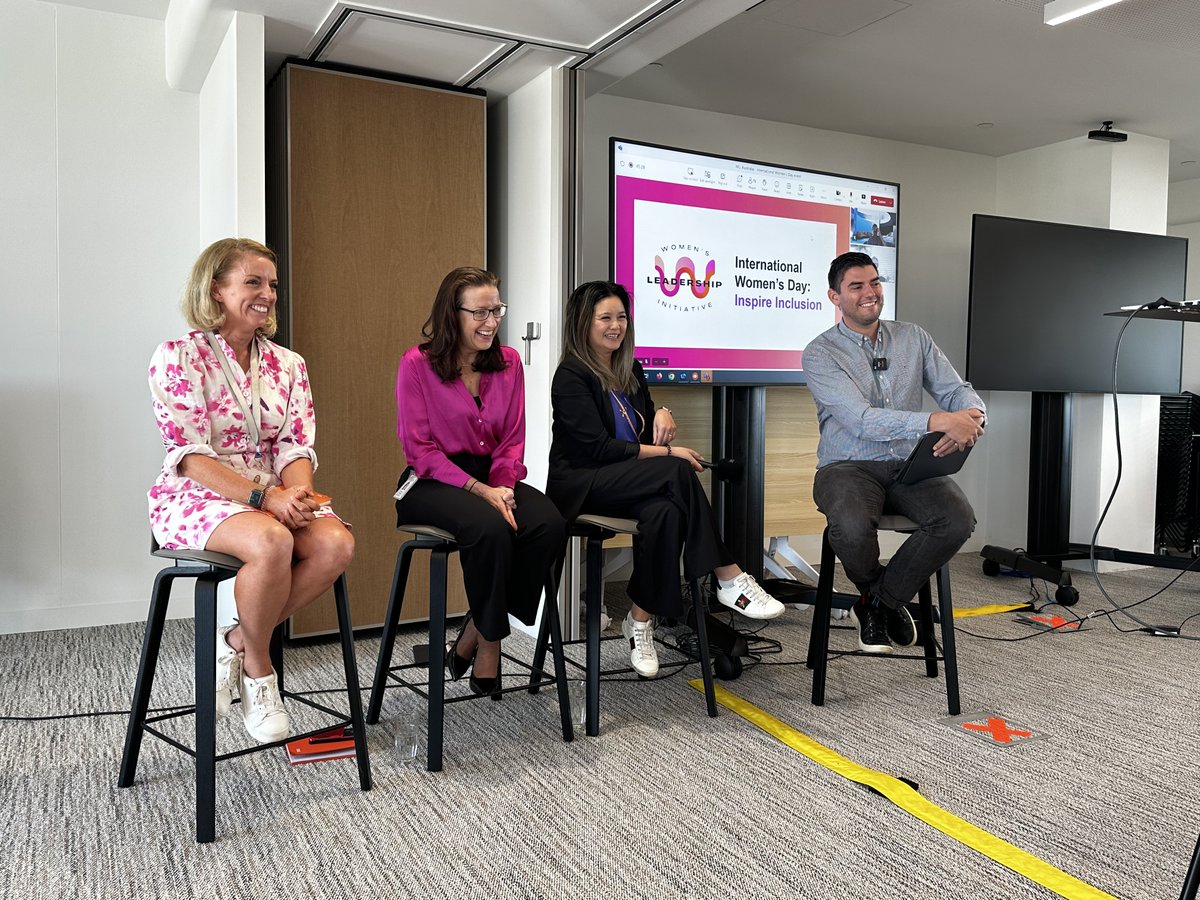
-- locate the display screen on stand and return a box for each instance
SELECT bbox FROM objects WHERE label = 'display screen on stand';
[611,137,900,386]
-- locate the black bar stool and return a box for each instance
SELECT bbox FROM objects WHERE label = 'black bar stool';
[119,537,371,843]
[366,525,574,771]
[806,514,961,715]
[532,514,717,737]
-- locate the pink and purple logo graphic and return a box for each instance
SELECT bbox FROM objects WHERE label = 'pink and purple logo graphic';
[651,254,719,299]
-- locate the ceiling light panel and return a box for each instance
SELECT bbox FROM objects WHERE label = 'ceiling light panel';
[1044,0,1130,26]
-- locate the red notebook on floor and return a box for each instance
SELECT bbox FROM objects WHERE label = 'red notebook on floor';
[284,726,356,765]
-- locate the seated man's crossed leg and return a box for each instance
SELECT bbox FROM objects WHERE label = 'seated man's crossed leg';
[814,460,975,654]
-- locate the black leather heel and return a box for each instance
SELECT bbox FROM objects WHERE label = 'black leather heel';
[469,669,501,700]
[446,615,476,681]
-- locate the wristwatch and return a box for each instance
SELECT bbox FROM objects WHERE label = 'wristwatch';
[248,488,266,509]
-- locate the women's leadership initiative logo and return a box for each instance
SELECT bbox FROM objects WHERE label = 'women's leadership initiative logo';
[648,244,721,310]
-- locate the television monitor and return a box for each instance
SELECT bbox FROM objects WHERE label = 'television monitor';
[611,138,900,385]
[967,215,1187,394]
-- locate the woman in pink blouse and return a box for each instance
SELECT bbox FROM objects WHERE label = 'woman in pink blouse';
[396,267,565,696]
[148,238,354,743]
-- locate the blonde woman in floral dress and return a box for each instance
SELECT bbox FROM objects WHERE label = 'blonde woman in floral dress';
[147,238,354,743]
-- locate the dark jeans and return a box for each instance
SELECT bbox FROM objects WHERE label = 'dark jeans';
[812,460,975,609]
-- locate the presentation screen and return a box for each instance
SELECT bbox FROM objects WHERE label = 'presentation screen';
[611,138,900,385]
[967,215,1187,394]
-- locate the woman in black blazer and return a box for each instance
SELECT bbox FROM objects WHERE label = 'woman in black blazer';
[547,281,784,678]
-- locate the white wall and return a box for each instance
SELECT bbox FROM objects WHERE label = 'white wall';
[198,12,265,243]
[2,0,62,624]
[488,69,570,491]
[580,92,999,551]
[1,1,202,633]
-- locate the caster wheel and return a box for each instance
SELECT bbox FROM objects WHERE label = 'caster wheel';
[1055,585,1079,607]
[982,559,1001,577]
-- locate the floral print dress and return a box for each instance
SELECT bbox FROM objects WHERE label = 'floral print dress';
[147,330,339,550]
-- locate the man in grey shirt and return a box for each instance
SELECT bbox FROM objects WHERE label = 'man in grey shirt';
[803,252,985,654]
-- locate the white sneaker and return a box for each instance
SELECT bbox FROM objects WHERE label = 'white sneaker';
[582,603,612,632]
[716,572,786,620]
[621,613,659,678]
[240,668,290,743]
[215,625,242,718]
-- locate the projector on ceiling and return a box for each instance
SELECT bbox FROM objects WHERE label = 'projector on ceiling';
[1088,121,1128,143]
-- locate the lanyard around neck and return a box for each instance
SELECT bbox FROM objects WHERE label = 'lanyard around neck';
[610,390,644,437]
[205,331,262,452]
[858,330,888,407]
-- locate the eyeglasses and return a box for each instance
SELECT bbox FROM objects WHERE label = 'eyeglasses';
[457,305,507,321]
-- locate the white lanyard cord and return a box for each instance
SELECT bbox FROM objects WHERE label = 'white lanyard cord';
[205,331,262,452]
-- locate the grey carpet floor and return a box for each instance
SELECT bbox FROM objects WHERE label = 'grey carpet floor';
[3,554,1200,900]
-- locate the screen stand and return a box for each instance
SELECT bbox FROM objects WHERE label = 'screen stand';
[713,386,767,581]
[979,391,1078,603]
[1028,391,1074,559]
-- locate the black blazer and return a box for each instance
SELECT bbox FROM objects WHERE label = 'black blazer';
[547,356,655,521]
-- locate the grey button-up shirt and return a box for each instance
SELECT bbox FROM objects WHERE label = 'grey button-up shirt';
[803,319,985,468]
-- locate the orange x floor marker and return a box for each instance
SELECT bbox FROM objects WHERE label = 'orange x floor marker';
[962,716,1033,744]
[1029,614,1081,630]
[948,712,1042,747]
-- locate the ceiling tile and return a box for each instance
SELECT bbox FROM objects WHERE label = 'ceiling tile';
[748,0,910,36]
[317,12,515,85]
[318,0,674,49]
[472,46,585,94]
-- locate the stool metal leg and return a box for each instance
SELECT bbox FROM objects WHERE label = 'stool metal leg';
[543,576,574,742]
[918,584,938,678]
[809,529,837,705]
[367,540,418,724]
[427,546,450,772]
[584,533,605,737]
[689,579,718,717]
[333,573,372,790]
[194,575,219,844]
[1181,832,1200,900]
[936,563,961,716]
[528,601,551,694]
[119,569,177,788]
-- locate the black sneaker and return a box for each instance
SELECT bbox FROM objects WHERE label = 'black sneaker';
[886,604,918,648]
[849,599,893,654]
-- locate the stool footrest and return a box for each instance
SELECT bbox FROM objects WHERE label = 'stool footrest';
[808,525,961,714]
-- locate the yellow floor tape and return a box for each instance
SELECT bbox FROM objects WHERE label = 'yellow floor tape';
[690,681,1117,900]
[953,602,1030,618]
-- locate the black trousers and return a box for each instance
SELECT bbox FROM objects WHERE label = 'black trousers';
[395,456,566,641]
[579,455,734,618]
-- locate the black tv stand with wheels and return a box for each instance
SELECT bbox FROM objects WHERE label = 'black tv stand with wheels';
[982,389,1198,606]
[979,544,1079,606]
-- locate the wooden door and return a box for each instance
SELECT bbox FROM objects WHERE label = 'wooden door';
[274,65,484,635]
